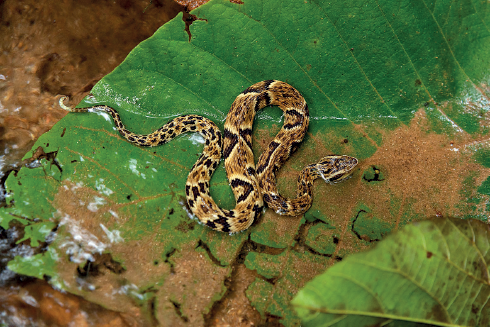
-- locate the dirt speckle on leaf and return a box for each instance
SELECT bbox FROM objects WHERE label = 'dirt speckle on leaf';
[155,244,230,326]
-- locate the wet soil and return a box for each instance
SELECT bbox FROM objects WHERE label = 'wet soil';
[0,279,147,327]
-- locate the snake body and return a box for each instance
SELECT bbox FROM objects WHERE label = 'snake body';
[60,80,358,233]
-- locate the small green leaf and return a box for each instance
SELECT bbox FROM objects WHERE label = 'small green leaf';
[292,217,490,327]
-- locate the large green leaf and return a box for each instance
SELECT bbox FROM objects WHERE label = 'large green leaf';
[292,217,490,327]
[2,0,490,325]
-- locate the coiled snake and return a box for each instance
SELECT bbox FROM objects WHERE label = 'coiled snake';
[60,80,358,233]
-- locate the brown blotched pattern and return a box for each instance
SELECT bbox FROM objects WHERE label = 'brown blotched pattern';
[60,81,358,233]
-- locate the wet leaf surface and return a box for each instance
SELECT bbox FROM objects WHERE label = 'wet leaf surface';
[1,0,490,325]
[292,217,490,327]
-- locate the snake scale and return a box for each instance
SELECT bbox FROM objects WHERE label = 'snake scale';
[60,80,358,233]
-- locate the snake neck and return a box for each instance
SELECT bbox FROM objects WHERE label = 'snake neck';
[297,164,320,199]
[260,164,318,216]
[261,155,358,216]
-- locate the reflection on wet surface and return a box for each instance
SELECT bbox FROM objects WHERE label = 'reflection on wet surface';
[0,279,145,326]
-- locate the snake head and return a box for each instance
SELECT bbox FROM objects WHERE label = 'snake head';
[316,155,358,184]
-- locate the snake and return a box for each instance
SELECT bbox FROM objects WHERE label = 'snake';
[60,80,358,233]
